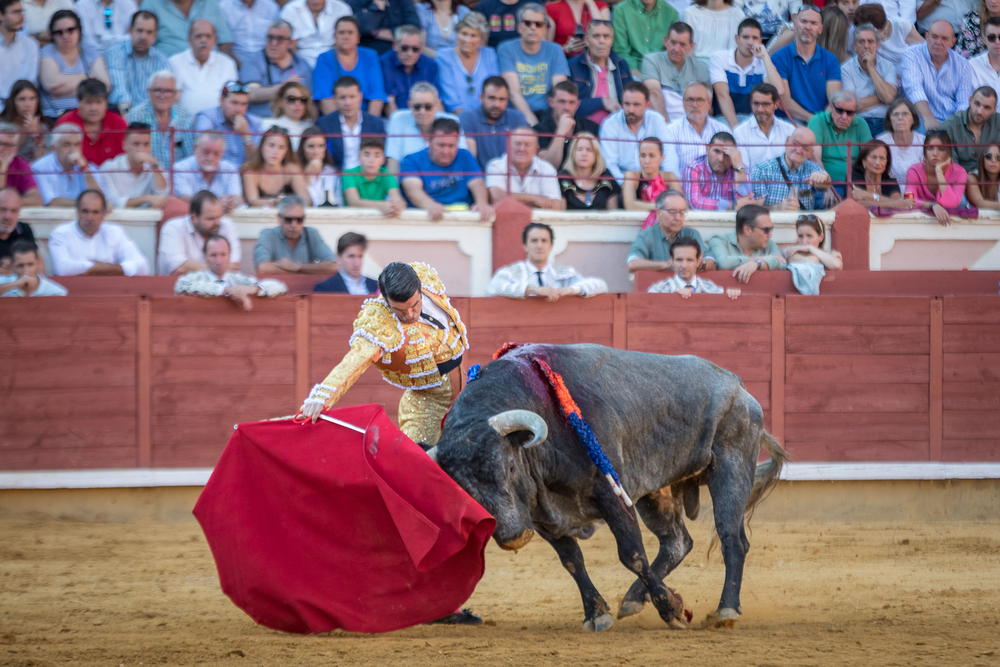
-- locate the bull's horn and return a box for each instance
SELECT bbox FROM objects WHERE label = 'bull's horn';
[488,410,548,449]
[426,446,438,463]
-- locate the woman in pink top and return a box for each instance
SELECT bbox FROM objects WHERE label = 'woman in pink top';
[905,130,968,227]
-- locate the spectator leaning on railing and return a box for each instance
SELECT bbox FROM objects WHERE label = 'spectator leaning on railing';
[905,129,969,226]
[682,131,754,211]
[647,236,740,299]
[48,189,150,276]
[172,131,243,212]
[750,126,832,211]
[175,233,287,311]
[0,122,43,206]
[850,139,912,211]
[626,189,713,274]
[341,136,406,214]
[708,203,783,284]
[939,86,1000,172]
[254,194,339,274]
[31,123,105,207]
[98,121,170,209]
[158,189,241,275]
[485,126,563,208]
[0,240,67,296]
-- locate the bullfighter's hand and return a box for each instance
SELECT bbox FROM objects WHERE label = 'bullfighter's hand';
[300,399,325,423]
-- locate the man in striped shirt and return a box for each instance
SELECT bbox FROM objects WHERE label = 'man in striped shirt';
[662,81,729,180]
[682,131,753,210]
[648,236,740,299]
[106,11,172,117]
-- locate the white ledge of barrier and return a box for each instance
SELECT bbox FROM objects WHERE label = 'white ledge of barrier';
[2,462,999,490]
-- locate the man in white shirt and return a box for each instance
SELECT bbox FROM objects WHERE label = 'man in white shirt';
[0,0,40,104]
[0,240,68,296]
[99,122,170,208]
[486,222,607,300]
[76,0,135,57]
[31,124,105,207]
[484,127,563,208]
[599,81,672,182]
[662,81,729,178]
[971,16,1000,94]
[279,0,352,68]
[733,83,795,172]
[172,132,244,211]
[174,233,286,311]
[385,83,468,172]
[169,19,240,116]
[219,0,279,66]
[158,189,242,275]
[48,189,151,276]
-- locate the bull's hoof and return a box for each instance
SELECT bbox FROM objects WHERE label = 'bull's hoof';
[700,608,739,630]
[667,617,687,630]
[582,613,614,633]
[616,598,645,619]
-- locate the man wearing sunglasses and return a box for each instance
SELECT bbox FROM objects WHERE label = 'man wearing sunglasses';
[385,82,469,172]
[254,193,338,275]
[381,24,439,116]
[970,16,1000,95]
[707,204,784,285]
[806,89,872,196]
[240,19,314,117]
[498,3,570,126]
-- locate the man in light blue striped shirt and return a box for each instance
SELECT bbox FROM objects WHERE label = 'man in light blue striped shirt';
[899,20,974,130]
[219,0,279,66]
[106,11,172,115]
[598,81,672,183]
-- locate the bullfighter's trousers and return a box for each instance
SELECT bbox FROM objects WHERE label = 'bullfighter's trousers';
[397,375,453,446]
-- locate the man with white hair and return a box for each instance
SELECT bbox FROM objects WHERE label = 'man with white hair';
[0,122,42,206]
[662,81,729,181]
[31,125,104,207]
[169,19,240,116]
[484,127,562,209]
[806,88,872,195]
[105,10,172,117]
[127,70,195,169]
[48,189,150,275]
[385,82,469,172]
[840,23,897,136]
[172,131,243,213]
[240,18,314,117]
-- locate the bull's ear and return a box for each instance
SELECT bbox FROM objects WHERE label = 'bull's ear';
[488,410,547,449]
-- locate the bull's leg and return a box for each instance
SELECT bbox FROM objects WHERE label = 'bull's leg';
[706,455,755,623]
[618,487,693,619]
[537,529,614,632]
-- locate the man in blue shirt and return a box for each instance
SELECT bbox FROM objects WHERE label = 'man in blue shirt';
[240,18,313,117]
[770,5,841,123]
[193,82,264,167]
[138,0,235,57]
[380,24,439,115]
[400,117,495,221]
[459,76,527,169]
[497,3,570,125]
[313,15,387,116]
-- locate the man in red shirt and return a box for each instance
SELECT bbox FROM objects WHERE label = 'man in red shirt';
[54,80,127,167]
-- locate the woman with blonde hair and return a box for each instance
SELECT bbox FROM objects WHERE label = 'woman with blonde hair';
[242,127,312,208]
[436,12,499,114]
[558,132,620,209]
[263,81,318,150]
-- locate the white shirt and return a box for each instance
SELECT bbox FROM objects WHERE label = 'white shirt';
[76,0,137,57]
[878,17,918,73]
[647,274,724,294]
[263,116,312,149]
[169,48,240,117]
[98,154,170,208]
[861,0,917,25]
[734,114,796,171]
[220,0,280,65]
[280,0,352,68]
[22,0,73,37]
[157,214,242,275]
[840,55,897,120]
[970,53,1000,97]
[709,48,769,90]
[662,115,730,176]
[385,110,469,165]
[0,273,68,296]
[340,270,370,295]
[485,260,608,298]
[0,31,40,103]
[340,115,363,171]
[599,108,672,182]
[30,152,101,205]
[876,130,925,194]
[484,154,561,200]
[682,5,746,64]
[48,220,150,276]
[306,164,341,206]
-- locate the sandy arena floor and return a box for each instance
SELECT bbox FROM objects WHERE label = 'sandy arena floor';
[1,517,999,666]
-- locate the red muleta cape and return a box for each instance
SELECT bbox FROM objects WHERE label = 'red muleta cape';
[193,404,496,634]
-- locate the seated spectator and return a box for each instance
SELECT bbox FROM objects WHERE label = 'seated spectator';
[611,0,679,81]
[400,117,494,220]
[138,0,233,58]
[437,11,499,114]
[98,122,170,209]
[0,1,40,109]
[485,127,563,208]
[127,71,195,169]
[263,81,318,149]
[22,0,72,46]
[906,129,969,226]
[640,21,708,122]
[105,10,170,117]
[958,0,1000,58]
[840,23,897,136]
[783,213,843,270]
[486,221,607,298]
[168,19,240,117]
[48,189,150,275]
[567,19,634,125]
[219,0,279,67]
[342,136,406,214]
[474,0,533,49]
[876,97,925,194]
[647,236,740,299]
[901,20,974,131]
[0,81,50,162]
[710,18,783,129]
[0,187,38,265]
[254,194,338,274]
[771,5,842,123]
[708,204,783,284]
[737,0,797,42]
[418,0,470,58]
[683,131,753,211]
[622,137,675,211]
[175,233,287,310]
[279,0,351,68]
[966,142,1000,211]
[386,83,471,172]
[242,126,312,207]
[626,189,712,273]
[683,0,745,67]
[315,76,387,171]
[817,5,850,64]
[31,124,104,206]
[345,0,420,55]
[557,131,620,209]
[807,89,872,195]
[663,81,729,178]
[381,24,439,116]
[458,76,527,169]
[55,79,127,166]
[0,123,43,205]
[194,81,264,170]
[158,189,241,275]
[39,10,112,118]
[240,19,313,118]
[733,83,795,172]
[498,3,570,125]
[0,240,67,296]
[313,231,379,293]
[850,139,911,210]
[297,125,340,206]
[940,86,1000,172]
[970,16,1000,91]
[532,81,599,169]
[600,82,671,182]
[173,131,244,212]
[750,127,833,211]
[854,3,922,74]
[313,16,387,116]
[546,0,609,58]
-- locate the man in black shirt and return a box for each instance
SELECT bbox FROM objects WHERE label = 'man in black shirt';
[532,81,600,169]
[0,187,37,274]
[475,0,535,48]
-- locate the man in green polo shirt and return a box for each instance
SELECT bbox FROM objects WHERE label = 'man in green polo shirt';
[707,204,784,284]
[342,137,406,215]
[626,189,714,274]
[807,89,871,196]
[612,0,679,80]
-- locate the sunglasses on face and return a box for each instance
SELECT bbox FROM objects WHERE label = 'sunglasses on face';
[267,34,290,42]
[753,226,774,234]
[589,19,612,26]
[52,26,78,37]
[411,103,433,111]
[521,19,545,28]
[794,4,821,15]
[833,105,857,116]
[223,81,251,94]
[399,44,421,53]
[985,152,1000,160]
[285,95,309,104]
[282,215,304,224]
[987,34,1000,43]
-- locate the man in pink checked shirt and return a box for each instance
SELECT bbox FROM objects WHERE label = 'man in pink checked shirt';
[681,131,756,211]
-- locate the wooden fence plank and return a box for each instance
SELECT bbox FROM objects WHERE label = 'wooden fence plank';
[785,383,928,413]
[1,354,136,390]
[613,296,626,350]
[942,382,1000,411]
[744,381,771,411]
[151,384,293,416]
[0,325,136,356]
[942,440,1000,461]
[0,416,136,449]
[151,356,295,385]
[942,411,1000,440]
[0,297,137,324]
[943,353,1000,382]
[309,295,375,325]
[150,326,294,356]
[295,297,310,407]
[137,298,151,467]
[0,388,135,419]
[470,295,615,327]
[151,297,296,326]
[929,298,943,461]
[785,325,929,355]
[943,296,1000,324]
[785,441,930,462]
[0,448,139,471]
[625,323,771,354]
[785,297,930,325]
[152,406,295,448]
[785,413,929,441]
[942,324,1000,353]
[771,297,784,442]
[785,354,929,384]
[468,326,613,365]
[626,294,772,324]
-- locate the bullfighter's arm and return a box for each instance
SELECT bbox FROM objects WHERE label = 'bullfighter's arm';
[300,338,383,418]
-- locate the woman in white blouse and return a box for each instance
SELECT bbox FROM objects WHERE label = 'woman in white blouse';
[876,98,925,195]
[263,81,319,150]
[298,125,341,207]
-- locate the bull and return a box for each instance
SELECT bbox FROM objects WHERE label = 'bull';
[428,343,788,632]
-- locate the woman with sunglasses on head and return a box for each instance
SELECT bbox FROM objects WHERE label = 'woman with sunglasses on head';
[875,98,924,194]
[242,126,313,208]
[850,139,913,211]
[0,81,52,162]
[417,0,470,57]
[965,143,1000,211]
[558,131,620,209]
[545,0,609,57]
[297,125,342,207]
[783,214,843,270]
[38,9,111,118]
[264,81,319,150]
[905,130,968,227]
[436,12,499,113]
